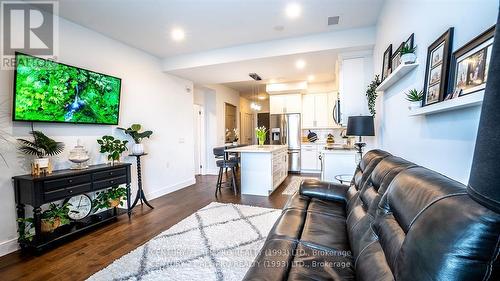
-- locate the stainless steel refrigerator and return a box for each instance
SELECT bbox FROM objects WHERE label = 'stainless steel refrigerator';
[270,113,301,173]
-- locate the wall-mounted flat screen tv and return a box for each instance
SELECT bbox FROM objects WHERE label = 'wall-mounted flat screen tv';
[13,53,122,125]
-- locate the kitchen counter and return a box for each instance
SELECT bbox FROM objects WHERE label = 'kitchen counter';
[225,145,288,196]
[225,145,287,153]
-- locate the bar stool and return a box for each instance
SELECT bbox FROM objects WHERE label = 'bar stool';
[213,147,239,197]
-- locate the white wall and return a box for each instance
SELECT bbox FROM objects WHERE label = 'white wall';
[0,17,195,255]
[373,0,498,183]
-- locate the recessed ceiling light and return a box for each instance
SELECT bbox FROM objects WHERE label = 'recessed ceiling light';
[171,28,185,41]
[269,79,277,83]
[286,3,302,19]
[295,59,306,69]
[258,95,267,100]
[308,75,315,81]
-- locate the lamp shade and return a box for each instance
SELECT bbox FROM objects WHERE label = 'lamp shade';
[346,116,375,136]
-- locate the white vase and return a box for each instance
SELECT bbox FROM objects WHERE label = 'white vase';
[132,143,144,155]
[401,53,417,65]
[408,101,422,110]
[34,157,49,168]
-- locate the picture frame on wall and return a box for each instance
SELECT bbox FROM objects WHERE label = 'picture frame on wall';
[405,33,415,49]
[449,25,495,97]
[391,42,404,71]
[423,28,454,106]
[381,44,392,81]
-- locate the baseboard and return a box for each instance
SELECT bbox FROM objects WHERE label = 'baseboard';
[145,177,196,200]
[0,238,19,257]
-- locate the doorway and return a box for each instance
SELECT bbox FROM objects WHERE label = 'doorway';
[224,103,237,143]
[193,104,206,175]
[240,112,254,144]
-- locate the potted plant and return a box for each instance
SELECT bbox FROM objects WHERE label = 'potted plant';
[366,75,381,116]
[117,124,153,155]
[405,89,424,110]
[17,131,65,169]
[92,186,128,212]
[40,203,72,233]
[232,128,239,146]
[97,135,128,165]
[401,43,417,64]
[255,126,267,146]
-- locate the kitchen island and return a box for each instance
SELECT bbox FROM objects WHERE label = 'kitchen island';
[225,145,288,196]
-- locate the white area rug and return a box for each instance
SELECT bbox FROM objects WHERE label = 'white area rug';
[281,176,318,195]
[87,202,281,281]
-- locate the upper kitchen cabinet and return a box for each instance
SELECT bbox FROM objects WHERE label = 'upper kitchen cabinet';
[338,55,373,125]
[302,92,336,129]
[269,94,302,114]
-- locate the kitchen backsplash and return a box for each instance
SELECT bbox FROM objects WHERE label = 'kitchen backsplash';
[302,128,347,144]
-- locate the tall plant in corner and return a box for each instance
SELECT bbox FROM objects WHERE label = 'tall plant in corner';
[118,124,153,155]
[366,75,381,116]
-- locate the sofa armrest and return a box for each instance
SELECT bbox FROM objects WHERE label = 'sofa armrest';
[299,179,349,203]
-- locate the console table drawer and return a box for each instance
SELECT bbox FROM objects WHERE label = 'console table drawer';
[93,168,127,181]
[44,183,92,202]
[93,176,127,190]
[44,174,92,192]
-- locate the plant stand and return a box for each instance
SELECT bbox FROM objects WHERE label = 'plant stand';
[129,153,154,209]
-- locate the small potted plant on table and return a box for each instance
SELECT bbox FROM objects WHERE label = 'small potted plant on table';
[118,124,153,155]
[405,89,424,110]
[17,131,65,175]
[97,135,128,165]
[92,186,128,212]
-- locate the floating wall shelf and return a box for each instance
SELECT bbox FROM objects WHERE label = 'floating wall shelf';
[376,62,419,92]
[408,90,484,116]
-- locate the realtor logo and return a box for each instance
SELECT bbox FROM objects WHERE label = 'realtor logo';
[1,1,58,69]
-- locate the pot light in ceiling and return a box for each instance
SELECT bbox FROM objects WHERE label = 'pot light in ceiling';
[295,59,306,69]
[308,75,315,81]
[285,3,301,19]
[258,95,267,100]
[171,27,185,41]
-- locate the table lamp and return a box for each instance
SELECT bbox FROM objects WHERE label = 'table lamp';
[346,116,375,163]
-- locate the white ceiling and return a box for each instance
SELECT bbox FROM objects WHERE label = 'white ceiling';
[55,0,384,58]
[169,49,338,88]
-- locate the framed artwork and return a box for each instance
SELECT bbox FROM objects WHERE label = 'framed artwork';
[450,25,495,97]
[405,33,415,49]
[391,42,404,71]
[423,28,454,106]
[381,44,392,81]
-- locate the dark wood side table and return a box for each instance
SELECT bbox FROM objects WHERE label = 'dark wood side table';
[12,163,132,252]
[129,153,154,209]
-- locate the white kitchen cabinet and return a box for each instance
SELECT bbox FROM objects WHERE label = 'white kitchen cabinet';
[338,56,373,125]
[302,93,333,128]
[321,150,357,183]
[270,94,302,114]
[301,144,321,172]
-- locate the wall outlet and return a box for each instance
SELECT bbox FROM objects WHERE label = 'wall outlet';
[179,138,185,143]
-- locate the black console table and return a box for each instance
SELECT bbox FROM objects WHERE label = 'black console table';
[13,163,131,252]
[130,153,154,209]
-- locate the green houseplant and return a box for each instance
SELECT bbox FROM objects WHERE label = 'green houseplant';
[40,202,72,233]
[255,126,267,146]
[401,44,417,64]
[92,186,128,212]
[366,75,381,116]
[17,131,65,168]
[97,135,128,164]
[117,124,153,155]
[405,89,424,110]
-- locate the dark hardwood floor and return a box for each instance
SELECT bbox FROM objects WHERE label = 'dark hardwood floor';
[0,173,318,281]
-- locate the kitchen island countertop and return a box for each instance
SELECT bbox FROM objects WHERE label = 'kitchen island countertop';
[225,145,287,153]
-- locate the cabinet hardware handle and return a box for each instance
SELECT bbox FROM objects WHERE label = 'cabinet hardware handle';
[68,179,73,183]
[69,190,73,193]
[109,172,113,175]
[110,180,115,184]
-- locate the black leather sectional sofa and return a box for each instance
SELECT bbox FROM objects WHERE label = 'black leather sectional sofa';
[243,150,500,281]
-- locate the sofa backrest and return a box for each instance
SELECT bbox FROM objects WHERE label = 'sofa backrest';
[355,166,500,281]
[347,155,416,259]
[347,150,391,204]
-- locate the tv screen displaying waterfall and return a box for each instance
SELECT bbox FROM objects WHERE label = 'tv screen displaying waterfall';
[13,53,122,125]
